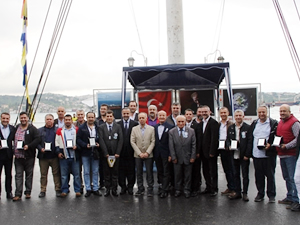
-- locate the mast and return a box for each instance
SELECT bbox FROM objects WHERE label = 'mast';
[166,0,185,64]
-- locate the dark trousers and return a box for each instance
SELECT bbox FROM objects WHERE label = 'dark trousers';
[174,163,193,193]
[135,157,154,191]
[220,150,235,191]
[191,157,201,192]
[99,155,104,187]
[253,156,276,198]
[155,156,170,193]
[0,158,13,194]
[14,158,35,196]
[118,156,135,191]
[233,158,250,194]
[201,155,218,192]
[103,158,119,191]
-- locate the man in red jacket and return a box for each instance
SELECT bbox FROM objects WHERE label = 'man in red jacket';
[275,104,299,209]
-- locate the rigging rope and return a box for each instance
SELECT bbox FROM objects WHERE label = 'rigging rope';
[272,0,300,82]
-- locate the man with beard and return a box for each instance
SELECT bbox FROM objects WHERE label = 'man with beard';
[147,105,159,126]
[55,114,81,197]
[13,112,40,201]
[117,108,138,195]
[0,112,16,199]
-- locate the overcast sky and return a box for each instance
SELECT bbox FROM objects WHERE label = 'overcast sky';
[1,0,300,97]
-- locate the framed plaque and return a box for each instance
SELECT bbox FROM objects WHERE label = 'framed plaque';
[66,140,73,148]
[107,155,116,168]
[17,140,23,149]
[272,136,282,147]
[218,140,225,149]
[45,142,51,151]
[230,140,238,150]
[1,139,8,149]
[257,138,266,150]
[89,138,96,147]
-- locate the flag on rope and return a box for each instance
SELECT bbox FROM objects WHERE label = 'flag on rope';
[21,0,32,116]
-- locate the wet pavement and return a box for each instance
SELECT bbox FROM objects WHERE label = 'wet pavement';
[1,158,299,225]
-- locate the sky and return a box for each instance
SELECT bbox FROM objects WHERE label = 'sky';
[1,0,300,97]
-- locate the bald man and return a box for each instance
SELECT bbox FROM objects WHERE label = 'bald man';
[275,104,300,209]
[54,106,66,128]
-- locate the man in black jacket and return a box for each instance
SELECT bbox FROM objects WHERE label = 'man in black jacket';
[117,108,138,195]
[13,112,40,201]
[226,109,251,201]
[248,106,278,203]
[99,110,123,197]
[0,112,16,199]
[37,114,61,198]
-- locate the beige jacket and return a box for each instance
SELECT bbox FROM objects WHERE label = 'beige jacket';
[130,124,155,158]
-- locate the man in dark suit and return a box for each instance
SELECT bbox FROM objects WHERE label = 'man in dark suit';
[99,110,123,197]
[117,107,138,195]
[0,112,16,199]
[199,105,219,197]
[166,102,181,126]
[129,101,139,122]
[153,110,174,198]
[169,115,196,198]
[226,109,251,201]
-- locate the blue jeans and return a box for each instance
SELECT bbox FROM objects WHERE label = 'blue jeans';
[280,156,299,203]
[82,156,99,191]
[59,158,81,193]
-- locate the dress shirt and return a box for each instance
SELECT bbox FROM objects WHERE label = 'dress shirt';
[186,121,192,128]
[58,119,64,128]
[140,124,147,136]
[203,116,210,132]
[0,123,10,139]
[158,124,164,140]
[253,118,270,158]
[88,125,96,138]
[219,121,228,140]
[106,123,113,132]
[234,122,243,159]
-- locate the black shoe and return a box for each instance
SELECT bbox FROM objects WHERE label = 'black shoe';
[242,194,249,202]
[85,191,92,197]
[210,191,218,197]
[128,189,133,195]
[112,190,118,197]
[135,190,144,196]
[228,192,242,200]
[184,192,191,198]
[93,190,102,196]
[174,191,181,197]
[200,189,211,195]
[80,187,84,195]
[99,185,105,190]
[120,188,126,195]
[191,191,198,197]
[6,192,13,199]
[254,195,264,202]
[291,203,300,211]
[278,198,293,204]
[38,192,46,198]
[56,191,62,197]
[104,190,110,197]
[160,192,168,198]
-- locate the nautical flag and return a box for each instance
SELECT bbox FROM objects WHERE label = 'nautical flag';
[21,0,32,115]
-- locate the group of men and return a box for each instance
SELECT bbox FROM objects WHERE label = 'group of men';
[0,101,300,212]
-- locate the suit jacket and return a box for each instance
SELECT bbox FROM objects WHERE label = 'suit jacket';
[226,122,251,158]
[0,124,16,160]
[190,119,202,154]
[199,117,219,158]
[117,119,138,158]
[76,122,100,158]
[153,122,174,158]
[99,122,123,157]
[130,124,155,158]
[169,126,196,165]
[165,115,176,126]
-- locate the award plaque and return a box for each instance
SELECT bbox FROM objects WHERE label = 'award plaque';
[45,142,51,151]
[272,136,282,147]
[17,140,23,149]
[218,140,225,149]
[66,140,73,148]
[1,139,8,149]
[230,140,238,150]
[89,138,96,147]
[257,138,266,150]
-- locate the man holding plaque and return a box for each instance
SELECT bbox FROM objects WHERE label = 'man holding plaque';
[37,114,61,198]
[13,112,40,201]
[199,105,219,197]
[226,110,251,201]
[117,108,138,195]
[99,110,123,197]
[55,114,81,197]
[131,112,155,197]
[77,112,102,197]
[274,104,300,208]
[0,112,16,199]
[218,107,234,196]
[248,106,278,203]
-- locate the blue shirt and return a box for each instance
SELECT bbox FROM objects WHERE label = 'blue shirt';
[253,118,270,158]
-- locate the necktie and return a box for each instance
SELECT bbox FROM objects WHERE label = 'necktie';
[180,128,183,139]
[109,125,112,133]
[125,121,128,134]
